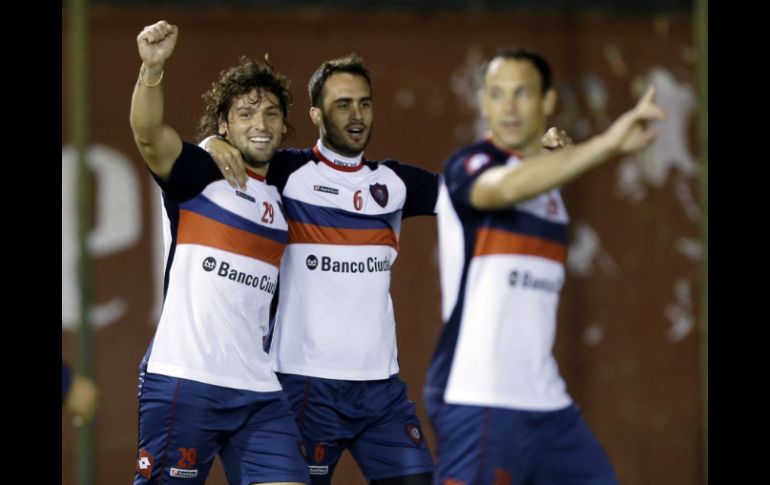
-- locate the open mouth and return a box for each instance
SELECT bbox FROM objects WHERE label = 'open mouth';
[249,135,272,148]
[347,126,366,142]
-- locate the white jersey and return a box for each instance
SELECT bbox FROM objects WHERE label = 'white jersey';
[145,142,287,392]
[426,139,572,411]
[265,141,438,380]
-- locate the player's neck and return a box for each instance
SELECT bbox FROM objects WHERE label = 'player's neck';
[487,135,536,159]
[245,164,268,179]
[316,139,363,168]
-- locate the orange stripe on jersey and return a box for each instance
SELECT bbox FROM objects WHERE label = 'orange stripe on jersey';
[474,227,566,263]
[177,209,285,267]
[289,221,399,250]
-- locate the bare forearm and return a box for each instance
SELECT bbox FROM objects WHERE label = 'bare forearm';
[130,63,167,144]
[129,62,181,178]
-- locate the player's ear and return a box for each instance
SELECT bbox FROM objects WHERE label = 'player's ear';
[543,88,557,117]
[310,107,322,128]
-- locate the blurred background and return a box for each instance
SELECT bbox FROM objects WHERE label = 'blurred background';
[62,1,707,484]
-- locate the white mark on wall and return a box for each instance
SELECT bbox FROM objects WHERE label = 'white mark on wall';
[664,278,694,342]
[568,223,599,276]
[604,44,629,77]
[616,67,698,204]
[567,222,620,278]
[675,238,702,261]
[451,46,486,141]
[62,145,141,330]
[554,83,594,140]
[583,74,610,129]
[583,323,605,346]
[616,155,648,203]
[675,178,701,222]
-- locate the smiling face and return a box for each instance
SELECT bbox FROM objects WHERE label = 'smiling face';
[218,88,287,167]
[480,57,556,155]
[311,72,373,157]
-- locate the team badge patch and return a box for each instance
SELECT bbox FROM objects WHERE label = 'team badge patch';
[136,448,154,479]
[406,423,424,445]
[369,183,389,208]
[177,447,197,469]
[314,442,325,462]
[494,468,512,485]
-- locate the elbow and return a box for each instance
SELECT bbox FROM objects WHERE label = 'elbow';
[130,123,156,149]
[499,185,529,206]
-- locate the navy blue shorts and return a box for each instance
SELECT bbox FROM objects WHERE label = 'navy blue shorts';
[278,373,434,484]
[425,394,618,485]
[134,370,309,484]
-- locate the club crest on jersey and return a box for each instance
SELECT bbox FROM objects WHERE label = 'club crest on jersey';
[464,153,492,174]
[406,424,424,445]
[314,443,325,463]
[369,183,389,208]
[136,448,154,479]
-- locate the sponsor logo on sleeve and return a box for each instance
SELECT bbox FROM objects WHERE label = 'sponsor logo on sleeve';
[235,190,256,203]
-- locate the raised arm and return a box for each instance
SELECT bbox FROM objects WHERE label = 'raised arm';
[129,20,183,180]
[471,86,665,210]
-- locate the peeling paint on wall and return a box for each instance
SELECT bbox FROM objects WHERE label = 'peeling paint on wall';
[583,74,611,129]
[664,278,694,342]
[451,46,486,141]
[583,323,605,346]
[616,67,697,203]
[567,222,620,279]
[675,238,702,261]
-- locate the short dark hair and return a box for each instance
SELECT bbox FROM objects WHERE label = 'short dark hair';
[308,54,371,108]
[482,48,552,93]
[197,55,293,140]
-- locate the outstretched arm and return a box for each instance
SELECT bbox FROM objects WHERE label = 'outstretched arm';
[471,86,665,210]
[129,20,183,180]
